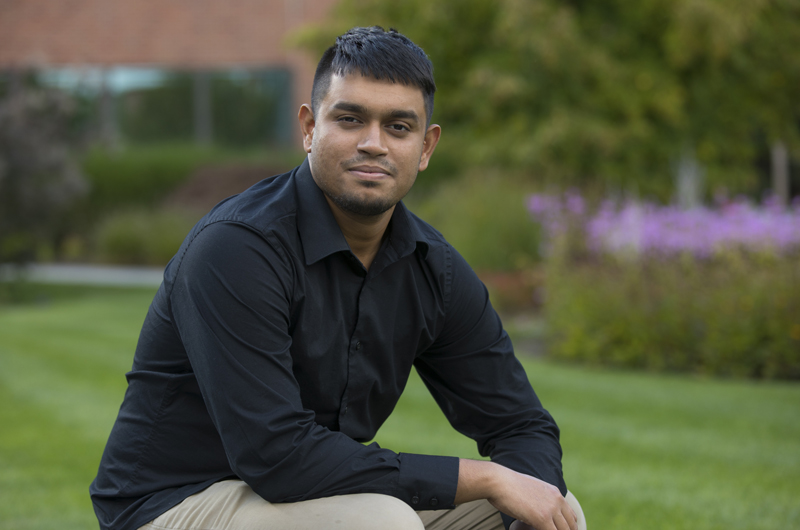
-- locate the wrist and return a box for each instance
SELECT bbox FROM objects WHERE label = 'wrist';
[455,459,503,504]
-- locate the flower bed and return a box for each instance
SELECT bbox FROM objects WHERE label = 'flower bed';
[528,193,800,379]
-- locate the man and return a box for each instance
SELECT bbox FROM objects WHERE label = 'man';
[91,26,586,530]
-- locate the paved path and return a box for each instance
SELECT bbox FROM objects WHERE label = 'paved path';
[0,263,164,287]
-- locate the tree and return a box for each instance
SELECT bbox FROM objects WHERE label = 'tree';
[0,87,88,263]
[296,0,800,199]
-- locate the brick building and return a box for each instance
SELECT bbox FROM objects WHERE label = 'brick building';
[0,0,340,145]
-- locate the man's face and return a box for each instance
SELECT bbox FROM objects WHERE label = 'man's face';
[299,73,440,218]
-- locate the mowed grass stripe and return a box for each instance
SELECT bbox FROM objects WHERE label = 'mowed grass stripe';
[1,288,156,443]
[0,352,125,442]
[0,287,154,374]
[1,284,799,529]
[521,360,800,529]
[1,331,134,399]
[0,384,106,530]
[0,287,155,529]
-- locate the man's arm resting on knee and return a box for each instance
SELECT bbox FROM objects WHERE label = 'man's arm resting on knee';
[455,459,577,530]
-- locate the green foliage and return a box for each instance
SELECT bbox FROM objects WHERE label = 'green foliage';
[406,171,543,271]
[1,285,799,529]
[545,251,800,379]
[297,0,800,197]
[67,144,305,263]
[81,143,234,212]
[93,208,197,266]
[79,143,301,212]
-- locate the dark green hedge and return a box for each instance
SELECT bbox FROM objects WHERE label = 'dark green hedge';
[81,144,238,212]
[545,252,800,379]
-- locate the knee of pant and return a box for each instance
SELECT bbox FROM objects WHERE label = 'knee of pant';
[565,490,587,530]
[363,494,425,530]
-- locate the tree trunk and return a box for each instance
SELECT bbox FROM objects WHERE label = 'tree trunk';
[675,148,703,209]
[770,141,790,208]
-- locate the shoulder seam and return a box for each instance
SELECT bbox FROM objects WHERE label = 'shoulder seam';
[166,213,296,299]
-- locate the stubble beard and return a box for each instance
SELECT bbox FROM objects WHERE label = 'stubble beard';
[323,182,399,217]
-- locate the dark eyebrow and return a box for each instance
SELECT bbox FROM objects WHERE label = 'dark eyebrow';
[331,102,420,125]
[387,109,420,124]
[331,102,368,115]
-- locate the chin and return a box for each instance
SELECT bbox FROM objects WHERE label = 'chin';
[333,193,396,217]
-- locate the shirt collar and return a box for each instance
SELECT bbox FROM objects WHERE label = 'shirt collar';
[385,200,430,261]
[295,157,430,267]
[295,158,350,265]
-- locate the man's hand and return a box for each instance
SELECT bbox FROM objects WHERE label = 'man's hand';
[455,459,577,530]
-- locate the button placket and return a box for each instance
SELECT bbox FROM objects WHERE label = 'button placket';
[341,276,368,427]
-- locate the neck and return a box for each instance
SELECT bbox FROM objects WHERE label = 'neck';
[325,197,394,271]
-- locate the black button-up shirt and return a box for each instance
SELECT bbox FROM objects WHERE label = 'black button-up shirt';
[90,159,565,530]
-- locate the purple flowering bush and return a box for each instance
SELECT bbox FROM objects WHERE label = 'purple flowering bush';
[586,197,800,259]
[528,193,800,379]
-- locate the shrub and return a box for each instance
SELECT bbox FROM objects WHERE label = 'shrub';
[73,143,304,243]
[530,193,800,379]
[81,144,239,213]
[94,208,197,266]
[407,171,543,271]
[545,253,800,379]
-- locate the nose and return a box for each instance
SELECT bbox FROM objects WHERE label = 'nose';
[357,123,388,156]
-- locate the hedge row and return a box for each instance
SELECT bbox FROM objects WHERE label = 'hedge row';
[80,143,278,213]
[544,251,800,379]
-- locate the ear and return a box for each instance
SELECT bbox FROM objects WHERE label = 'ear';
[418,124,442,172]
[298,104,316,153]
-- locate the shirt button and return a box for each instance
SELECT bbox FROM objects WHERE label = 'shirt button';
[411,495,419,505]
[430,497,438,506]
[355,341,361,350]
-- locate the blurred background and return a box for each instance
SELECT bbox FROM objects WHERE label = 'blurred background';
[0,0,798,529]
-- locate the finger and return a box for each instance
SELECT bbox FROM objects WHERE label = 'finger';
[553,511,573,530]
[563,503,578,530]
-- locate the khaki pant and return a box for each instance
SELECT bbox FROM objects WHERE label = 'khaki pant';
[140,479,587,530]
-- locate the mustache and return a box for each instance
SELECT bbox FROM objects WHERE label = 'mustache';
[342,156,397,175]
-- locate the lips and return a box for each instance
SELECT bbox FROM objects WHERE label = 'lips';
[348,164,392,180]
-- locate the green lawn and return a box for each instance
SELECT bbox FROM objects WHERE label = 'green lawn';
[1,285,798,529]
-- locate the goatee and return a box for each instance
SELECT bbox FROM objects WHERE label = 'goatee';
[324,189,397,217]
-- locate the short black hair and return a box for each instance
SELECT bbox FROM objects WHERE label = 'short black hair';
[311,26,436,125]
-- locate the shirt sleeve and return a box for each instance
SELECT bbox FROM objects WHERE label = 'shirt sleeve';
[167,222,459,508]
[415,245,566,522]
